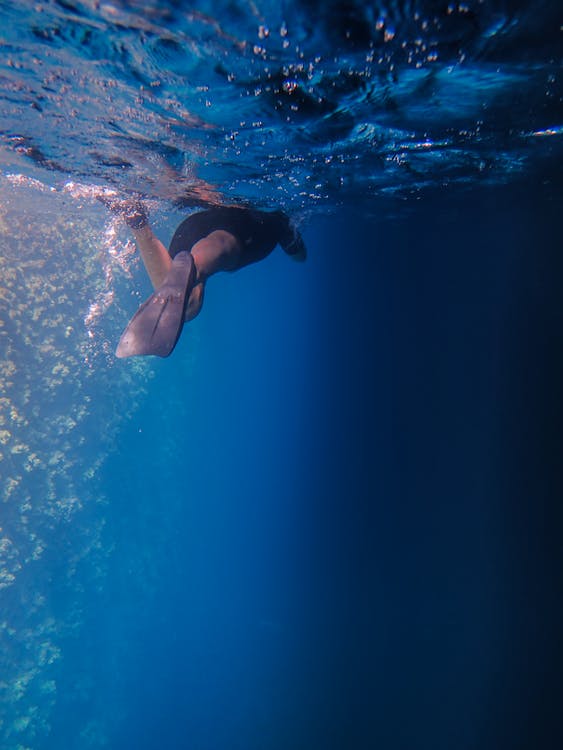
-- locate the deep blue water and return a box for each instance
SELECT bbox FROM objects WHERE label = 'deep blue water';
[1,2,562,749]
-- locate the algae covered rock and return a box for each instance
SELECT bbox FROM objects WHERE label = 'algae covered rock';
[0,175,153,750]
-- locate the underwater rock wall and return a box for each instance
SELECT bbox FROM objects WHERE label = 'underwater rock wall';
[0,176,152,749]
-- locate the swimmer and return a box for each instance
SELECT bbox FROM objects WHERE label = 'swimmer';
[99,198,306,358]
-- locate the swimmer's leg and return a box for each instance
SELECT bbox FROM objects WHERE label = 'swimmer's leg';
[97,195,172,288]
[116,251,196,358]
[131,224,172,290]
[185,281,205,322]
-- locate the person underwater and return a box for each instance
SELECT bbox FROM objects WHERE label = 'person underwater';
[98,197,306,358]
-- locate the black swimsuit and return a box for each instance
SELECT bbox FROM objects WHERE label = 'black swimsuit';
[168,206,292,266]
[116,206,302,359]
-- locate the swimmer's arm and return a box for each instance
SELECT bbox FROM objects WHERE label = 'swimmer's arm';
[131,224,172,290]
[284,244,306,262]
[279,221,307,262]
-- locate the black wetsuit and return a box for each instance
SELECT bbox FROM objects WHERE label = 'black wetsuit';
[168,206,297,266]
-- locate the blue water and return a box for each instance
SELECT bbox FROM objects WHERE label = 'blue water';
[1,2,562,749]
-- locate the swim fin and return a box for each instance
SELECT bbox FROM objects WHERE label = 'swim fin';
[116,251,196,358]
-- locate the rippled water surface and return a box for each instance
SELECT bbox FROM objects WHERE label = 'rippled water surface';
[1,0,562,208]
[0,2,562,749]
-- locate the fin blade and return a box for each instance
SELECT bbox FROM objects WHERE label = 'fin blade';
[116,251,195,358]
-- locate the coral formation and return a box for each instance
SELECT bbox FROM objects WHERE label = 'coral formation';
[0,175,152,749]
